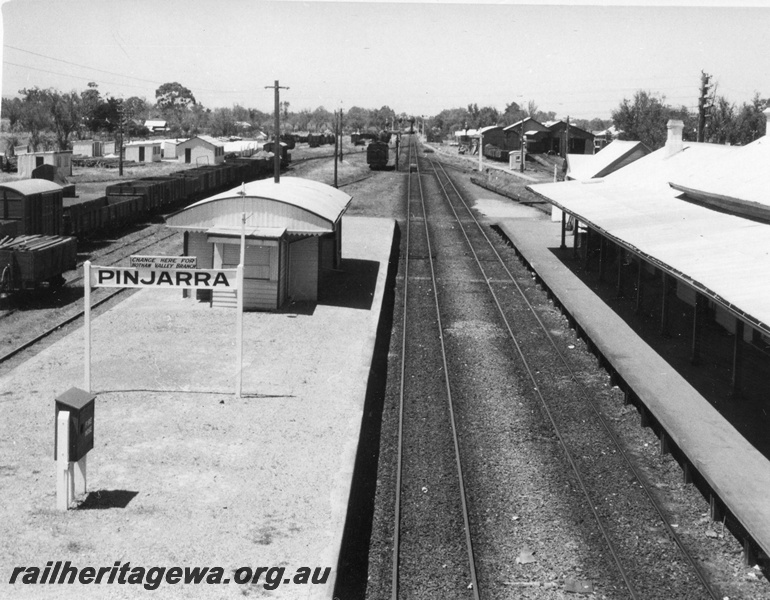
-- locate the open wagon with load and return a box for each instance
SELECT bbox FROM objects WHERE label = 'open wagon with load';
[0,234,77,292]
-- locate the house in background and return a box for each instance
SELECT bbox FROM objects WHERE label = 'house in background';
[176,135,225,165]
[144,120,168,134]
[72,140,103,157]
[124,141,161,163]
[17,150,73,179]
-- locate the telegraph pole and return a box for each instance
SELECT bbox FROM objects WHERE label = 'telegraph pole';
[265,80,289,183]
[118,102,125,177]
[333,110,339,188]
[338,108,344,163]
[698,71,712,143]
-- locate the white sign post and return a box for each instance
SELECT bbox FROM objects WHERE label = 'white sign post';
[56,411,72,511]
[84,259,242,397]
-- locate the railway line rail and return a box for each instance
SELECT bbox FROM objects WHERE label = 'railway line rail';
[368,135,760,599]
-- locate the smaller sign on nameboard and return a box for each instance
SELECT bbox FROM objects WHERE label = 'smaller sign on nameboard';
[130,256,197,269]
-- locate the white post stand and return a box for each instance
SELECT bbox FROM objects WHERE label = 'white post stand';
[84,260,91,393]
[235,264,244,399]
[56,411,73,511]
[74,455,87,497]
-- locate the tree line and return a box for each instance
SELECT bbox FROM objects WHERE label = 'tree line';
[0,81,403,155]
[425,87,769,150]
[2,78,768,156]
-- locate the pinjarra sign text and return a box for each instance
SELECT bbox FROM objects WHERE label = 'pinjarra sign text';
[90,267,238,290]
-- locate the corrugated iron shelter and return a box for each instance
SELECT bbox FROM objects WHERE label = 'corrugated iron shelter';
[124,141,161,163]
[17,150,72,179]
[165,177,352,311]
[72,140,103,158]
[176,135,225,166]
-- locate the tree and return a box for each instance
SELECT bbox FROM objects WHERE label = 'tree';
[209,107,238,138]
[502,101,526,125]
[612,90,672,149]
[733,93,769,144]
[79,82,102,137]
[155,82,196,113]
[344,106,370,132]
[47,90,80,150]
[1,97,24,131]
[477,106,500,128]
[17,87,53,151]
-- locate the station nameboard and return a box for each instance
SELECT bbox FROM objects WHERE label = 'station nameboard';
[130,255,198,269]
[90,267,238,290]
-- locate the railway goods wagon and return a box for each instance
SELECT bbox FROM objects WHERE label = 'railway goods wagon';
[483,144,509,162]
[63,196,107,237]
[367,141,390,170]
[0,180,64,236]
[0,234,76,291]
[261,143,291,168]
[280,134,296,150]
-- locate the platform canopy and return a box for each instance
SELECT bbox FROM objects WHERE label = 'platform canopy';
[165,177,352,236]
[528,140,770,334]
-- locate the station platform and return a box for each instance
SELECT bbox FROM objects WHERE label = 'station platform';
[0,215,396,599]
[497,212,770,564]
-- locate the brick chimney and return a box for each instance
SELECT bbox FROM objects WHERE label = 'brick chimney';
[665,119,684,157]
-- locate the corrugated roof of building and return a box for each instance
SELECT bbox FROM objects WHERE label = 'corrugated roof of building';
[566,140,650,181]
[669,135,770,209]
[165,177,352,234]
[0,179,63,195]
[527,140,770,332]
[178,135,224,148]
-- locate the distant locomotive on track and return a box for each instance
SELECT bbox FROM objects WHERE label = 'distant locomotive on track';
[367,141,390,170]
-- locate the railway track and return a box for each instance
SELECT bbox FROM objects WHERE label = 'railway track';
[0,223,183,371]
[385,136,723,599]
[391,141,479,598]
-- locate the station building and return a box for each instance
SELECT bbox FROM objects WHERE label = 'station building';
[165,177,351,311]
[527,112,770,403]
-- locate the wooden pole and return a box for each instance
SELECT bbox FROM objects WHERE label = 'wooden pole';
[334,110,339,188]
[84,261,91,392]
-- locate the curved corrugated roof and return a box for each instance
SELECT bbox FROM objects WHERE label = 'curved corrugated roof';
[0,179,63,195]
[166,177,352,232]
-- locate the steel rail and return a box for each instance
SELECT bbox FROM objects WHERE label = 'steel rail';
[391,138,481,600]
[0,286,129,366]
[0,229,183,365]
[430,154,722,600]
[390,138,412,600]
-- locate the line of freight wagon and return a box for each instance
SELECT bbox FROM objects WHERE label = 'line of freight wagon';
[0,155,284,293]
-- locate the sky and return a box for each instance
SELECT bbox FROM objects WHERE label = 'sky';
[2,0,770,121]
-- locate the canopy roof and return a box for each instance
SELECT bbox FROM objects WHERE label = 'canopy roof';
[165,177,352,235]
[528,140,770,334]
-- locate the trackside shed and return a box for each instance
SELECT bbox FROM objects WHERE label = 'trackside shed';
[165,177,352,311]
